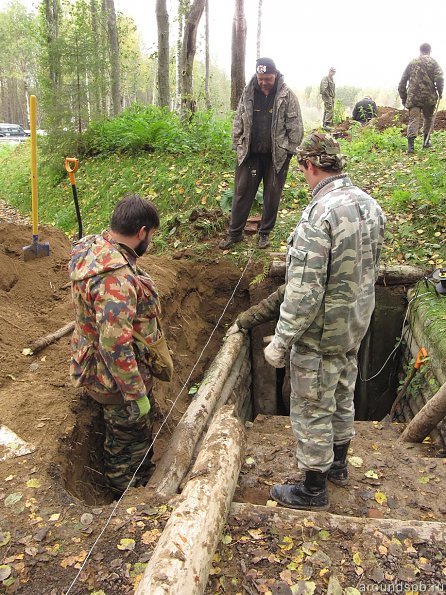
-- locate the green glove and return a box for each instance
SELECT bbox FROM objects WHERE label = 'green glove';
[128,395,150,422]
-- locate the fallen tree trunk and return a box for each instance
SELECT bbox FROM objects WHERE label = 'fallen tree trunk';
[146,332,248,500]
[28,321,75,355]
[137,405,246,595]
[400,380,446,443]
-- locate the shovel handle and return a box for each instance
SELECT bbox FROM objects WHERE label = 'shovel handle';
[65,157,79,185]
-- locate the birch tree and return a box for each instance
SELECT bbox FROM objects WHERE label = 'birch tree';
[231,0,246,111]
[256,0,263,58]
[156,0,170,108]
[180,0,206,117]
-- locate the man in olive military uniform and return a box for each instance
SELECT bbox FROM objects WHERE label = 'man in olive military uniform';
[320,67,336,130]
[398,43,444,153]
[260,133,386,511]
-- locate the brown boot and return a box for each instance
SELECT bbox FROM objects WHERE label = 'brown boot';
[218,234,243,250]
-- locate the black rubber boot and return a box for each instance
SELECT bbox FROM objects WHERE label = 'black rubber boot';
[407,137,415,154]
[423,134,432,148]
[218,234,243,250]
[258,233,270,249]
[328,441,350,486]
[270,471,329,511]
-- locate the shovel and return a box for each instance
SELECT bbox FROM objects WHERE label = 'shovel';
[23,95,50,261]
[382,347,428,424]
[64,157,83,240]
[423,97,440,147]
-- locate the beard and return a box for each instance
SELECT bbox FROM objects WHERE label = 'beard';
[134,233,150,257]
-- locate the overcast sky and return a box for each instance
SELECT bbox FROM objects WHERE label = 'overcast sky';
[3,0,446,91]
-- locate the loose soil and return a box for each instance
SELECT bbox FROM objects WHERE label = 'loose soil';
[0,219,252,594]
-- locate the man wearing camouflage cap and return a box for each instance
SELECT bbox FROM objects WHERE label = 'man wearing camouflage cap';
[261,132,385,511]
[219,57,303,250]
[398,43,443,154]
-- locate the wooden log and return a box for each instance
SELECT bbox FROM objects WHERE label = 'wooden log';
[230,502,446,542]
[146,332,248,500]
[400,380,446,443]
[269,261,426,286]
[27,321,75,355]
[137,406,246,595]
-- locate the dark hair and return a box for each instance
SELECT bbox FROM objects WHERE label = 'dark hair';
[420,43,431,54]
[110,194,160,235]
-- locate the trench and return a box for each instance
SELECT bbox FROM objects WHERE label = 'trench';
[57,267,428,505]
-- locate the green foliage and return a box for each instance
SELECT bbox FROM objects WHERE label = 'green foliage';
[333,100,346,125]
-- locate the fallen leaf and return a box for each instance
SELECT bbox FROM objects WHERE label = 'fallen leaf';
[26,479,41,489]
[365,470,379,479]
[245,457,256,465]
[80,513,94,526]
[141,529,161,545]
[375,491,388,505]
[221,534,232,545]
[0,532,11,547]
[291,581,316,594]
[348,456,363,468]
[278,536,294,551]
[353,552,363,566]
[4,492,23,507]
[266,500,278,507]
[248,529,264,540]
[49,513,60,522]
[117,538,135,551]
[0,565,12,581]
[418,476,430,484]
[22,348,33,356]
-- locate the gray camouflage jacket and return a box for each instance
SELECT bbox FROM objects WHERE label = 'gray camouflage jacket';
[398,56,444,108]
[272,174,385,357]
[232,74,303,173]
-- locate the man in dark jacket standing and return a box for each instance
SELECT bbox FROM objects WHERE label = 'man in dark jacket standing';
[398,43,443,153]
[219,58,303,250]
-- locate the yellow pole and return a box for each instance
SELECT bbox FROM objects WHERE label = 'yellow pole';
[29,95,38,238]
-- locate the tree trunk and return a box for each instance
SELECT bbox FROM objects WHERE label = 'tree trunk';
[44,0,62,89]
[175,7,183,110]
[104,0,121,116]
[230,0,246,111]
[204,0,211,109]
[180,0,206,117]
[156,0,170,108]
[136,406,246,595]
[400,381,446,443]
[256,0,263,58]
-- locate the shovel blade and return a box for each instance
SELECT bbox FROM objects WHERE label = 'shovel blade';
[23,239,50,261]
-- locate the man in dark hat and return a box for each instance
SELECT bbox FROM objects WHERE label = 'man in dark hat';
[219,57,303,250]
[352,96,378,124]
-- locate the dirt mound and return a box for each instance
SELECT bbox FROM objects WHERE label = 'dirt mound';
[0,220,252,593]
[333,107,446,136]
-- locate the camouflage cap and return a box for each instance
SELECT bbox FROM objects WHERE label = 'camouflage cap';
[296,132,346,171]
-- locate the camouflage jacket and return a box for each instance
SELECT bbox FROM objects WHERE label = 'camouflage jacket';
[398,56,444,108]
[320,76,335,102]
[69,231,161,402]
[272,174,385,357]
[237,285,285,329]
[232,74,303,173]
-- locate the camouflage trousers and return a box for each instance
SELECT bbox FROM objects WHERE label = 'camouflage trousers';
[322,99,334,127]
[289,348,357,473]
[102,394,155,495]
[407,104,436,138]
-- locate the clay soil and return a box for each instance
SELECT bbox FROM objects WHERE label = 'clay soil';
[0,219,251,594]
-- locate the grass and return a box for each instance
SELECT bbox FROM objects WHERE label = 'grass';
[0,110,445,269]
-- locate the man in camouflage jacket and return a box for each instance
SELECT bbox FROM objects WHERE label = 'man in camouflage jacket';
[398,43,444,153]
[320,67,336,129]
[261,133,385,511]
[219,57,303,251]
[69,195,162,495]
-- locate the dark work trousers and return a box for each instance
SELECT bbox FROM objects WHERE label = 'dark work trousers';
[229,153,291,237]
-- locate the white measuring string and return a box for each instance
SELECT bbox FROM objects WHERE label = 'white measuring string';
[65,251,253,594]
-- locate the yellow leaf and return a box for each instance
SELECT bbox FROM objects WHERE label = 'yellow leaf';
[117,538,135,551]
[266,500,278,507]
[365,470,379,479]
[26,479,41,488]
[375,491,387,505]
[221,534,232,545]
[353,552,363,566]
[348,456,363,468]
[278,536,293,551]
[418,476,430,484]
[248,529,264,540]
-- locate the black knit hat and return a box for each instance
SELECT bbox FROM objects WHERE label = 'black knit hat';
[256,57,277,75]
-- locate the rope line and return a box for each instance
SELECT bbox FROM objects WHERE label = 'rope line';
[65,251,253,594]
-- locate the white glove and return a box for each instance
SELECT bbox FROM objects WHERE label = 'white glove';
[225,322,247,336]
[264,341,286,368]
